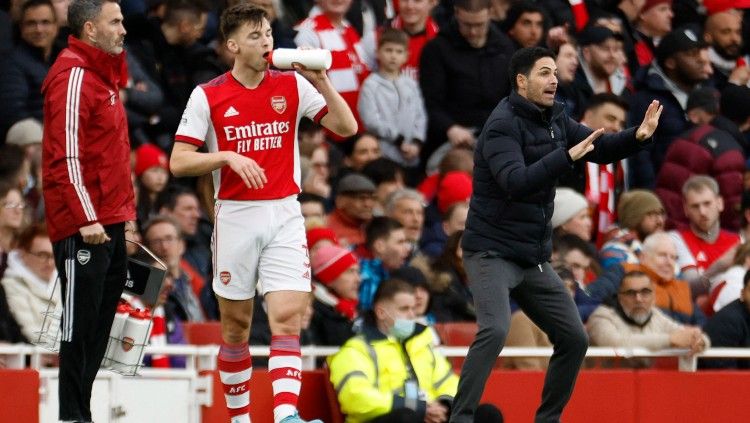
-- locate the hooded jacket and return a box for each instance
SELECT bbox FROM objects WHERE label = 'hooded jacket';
[463,91,647,266]
[41,36,136,242]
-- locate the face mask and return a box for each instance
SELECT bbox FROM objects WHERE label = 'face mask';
[389,317,416,340]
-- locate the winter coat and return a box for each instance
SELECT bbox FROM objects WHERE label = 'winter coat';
[463,90,647,266]
[419,23,514,154]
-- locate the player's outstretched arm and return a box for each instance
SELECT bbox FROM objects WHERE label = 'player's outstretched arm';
[170,142,267,189]
[293,63,358,137]
[170,142,227,177]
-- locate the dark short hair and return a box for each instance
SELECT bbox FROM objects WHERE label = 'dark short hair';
[297,192,326,207]
[338,132,378,158]
[155,184,198,212]
[21,0,56,20]
[584,93,630,114]
[373,278,415,306]
[508,46,555,91]
[553,233,596,259]
[220,3,267,39]
[17,223,49,252]
[362,158,404,186]
[68,0,119,38]
[142,214,183,241]
[502,1,545,33]
[622,270,651,284]
[365,216,403,250]
[378,27,408,48]
[163,0,210,25]
[454,0,491,12]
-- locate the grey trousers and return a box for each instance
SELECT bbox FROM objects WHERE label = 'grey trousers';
[449,252,589,423]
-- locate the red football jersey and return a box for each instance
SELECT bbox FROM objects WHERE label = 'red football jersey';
[175,70,328,201]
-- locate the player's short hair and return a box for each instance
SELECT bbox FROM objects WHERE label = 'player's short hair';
[220,2,267,39]
[509,46,555,91]
[378,27,409,48]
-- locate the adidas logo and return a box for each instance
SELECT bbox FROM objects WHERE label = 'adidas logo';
[224,106,239,117]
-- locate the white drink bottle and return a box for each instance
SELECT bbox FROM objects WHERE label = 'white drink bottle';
[104,302,132,367]
[265,48,332,70]
[113,308,152,371]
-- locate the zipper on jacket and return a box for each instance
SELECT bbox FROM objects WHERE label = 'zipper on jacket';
[538,204,546,266]
[549,126,554,139]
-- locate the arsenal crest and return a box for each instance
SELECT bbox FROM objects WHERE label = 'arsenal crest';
[271,96,287,114]
[220,271,232,285]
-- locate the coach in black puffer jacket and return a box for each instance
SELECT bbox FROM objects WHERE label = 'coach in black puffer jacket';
[463,91,650,267]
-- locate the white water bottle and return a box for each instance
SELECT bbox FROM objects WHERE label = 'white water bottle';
[265,48,332,70]
[112,308,152,371]
[104,302,132,367]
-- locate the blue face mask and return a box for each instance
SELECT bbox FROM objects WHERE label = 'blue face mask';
[389,317,416,340]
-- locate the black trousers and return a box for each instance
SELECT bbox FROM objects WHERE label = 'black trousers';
[450,253,589,423]
[52,223,127,422]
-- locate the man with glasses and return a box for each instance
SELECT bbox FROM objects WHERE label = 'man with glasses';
[142,215,205,323]
[587,269,709,368]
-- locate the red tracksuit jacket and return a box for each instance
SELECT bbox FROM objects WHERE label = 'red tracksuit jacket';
[41,36,136,242]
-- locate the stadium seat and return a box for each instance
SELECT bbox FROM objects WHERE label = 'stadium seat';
[182,321,223,345]
[323,367,345,423]
[434,322,479,370]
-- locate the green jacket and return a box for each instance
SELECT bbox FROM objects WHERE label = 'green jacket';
[327,323,458,422]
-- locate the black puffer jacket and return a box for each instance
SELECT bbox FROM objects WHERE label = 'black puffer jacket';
[462,91,647,267]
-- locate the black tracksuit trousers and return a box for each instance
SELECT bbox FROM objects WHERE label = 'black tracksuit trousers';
[52,223,127,422]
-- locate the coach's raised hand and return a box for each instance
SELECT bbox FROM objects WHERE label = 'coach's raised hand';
[568,128,604,161]
[636,100,663,142]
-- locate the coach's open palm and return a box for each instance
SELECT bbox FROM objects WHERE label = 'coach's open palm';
[636,100,664,141]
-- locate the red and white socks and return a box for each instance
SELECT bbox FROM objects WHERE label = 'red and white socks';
[218,342,252,423]
[268,335,303,423]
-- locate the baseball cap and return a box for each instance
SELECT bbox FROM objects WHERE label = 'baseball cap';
[577,25,624,47]
[655,25,708,64]
[337,173,376,194]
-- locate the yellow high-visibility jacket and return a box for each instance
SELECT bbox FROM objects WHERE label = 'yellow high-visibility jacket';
[327,324,459,423]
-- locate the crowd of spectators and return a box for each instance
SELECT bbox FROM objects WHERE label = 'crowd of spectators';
[2,0,750,418]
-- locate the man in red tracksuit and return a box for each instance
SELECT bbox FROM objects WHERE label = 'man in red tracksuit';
[41,1,134,421]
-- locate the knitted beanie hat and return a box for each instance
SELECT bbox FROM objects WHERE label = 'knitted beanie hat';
[134,144,168,177]
[437,171,473,214]
[312,245,358,284]
[617,190,664,230]
[306,227,339,251]
[551,188,588,228]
